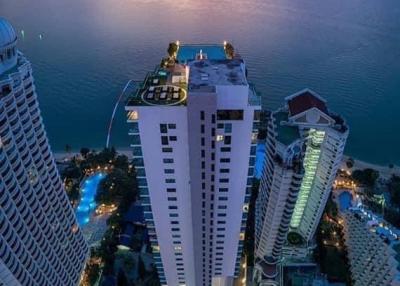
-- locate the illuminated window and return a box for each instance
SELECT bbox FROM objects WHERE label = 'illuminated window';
[127,110,139,120]
[216,135,223,141]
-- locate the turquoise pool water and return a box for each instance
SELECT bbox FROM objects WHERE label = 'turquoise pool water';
[177,45,227,62]
[76,173,105,226]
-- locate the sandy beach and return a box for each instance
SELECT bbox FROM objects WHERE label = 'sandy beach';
[341,155,400,180]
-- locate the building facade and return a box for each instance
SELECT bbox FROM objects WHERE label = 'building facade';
[341,208,400,286]
[125,43,261,286]
[0,18,88,286]
[254,89,348,285]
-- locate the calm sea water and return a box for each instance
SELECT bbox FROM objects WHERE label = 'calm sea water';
[2,0,400,164]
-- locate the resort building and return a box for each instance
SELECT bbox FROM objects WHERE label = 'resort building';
[254,89,348,285]
[341,207,400,286]
[0,18,88,285]
[125,43,261,286]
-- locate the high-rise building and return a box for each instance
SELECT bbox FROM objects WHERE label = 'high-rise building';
[125,43,261,286]
[0,18,88,285]
[341,207,400,286]
[254,89,348,285]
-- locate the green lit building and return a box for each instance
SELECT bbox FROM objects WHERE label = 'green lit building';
[254,89,348,285]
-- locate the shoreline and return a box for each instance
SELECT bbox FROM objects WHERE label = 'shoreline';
[53,148,399,179]
[341,155,400,179]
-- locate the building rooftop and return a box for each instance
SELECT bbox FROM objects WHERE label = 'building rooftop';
[287,89,328,116]
[176,44,227,62]
[273,111,300,145]
[188,59,247,90]
[126,64,188,107]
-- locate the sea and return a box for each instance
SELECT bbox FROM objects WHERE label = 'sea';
[2,0,400,165]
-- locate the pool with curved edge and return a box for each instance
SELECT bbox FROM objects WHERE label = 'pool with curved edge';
[75,172,105,226]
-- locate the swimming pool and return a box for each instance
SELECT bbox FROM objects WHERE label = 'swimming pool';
[338,191,352,211]
[75,173,105,226]
[254,143,266,179]
[177,44,227,62]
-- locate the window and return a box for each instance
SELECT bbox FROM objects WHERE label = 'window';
[219,188,228,192]
[160,124,168,133]
[201,125,205,133]
[167,188,176,192]
[216,135,224,142]
[201,111,205,120]
[164,169,175,174]
[168,197,177,201]
[224,136,231,145]
[168,123,176,129]
[217,110,243,120]
[212,114,215,123]
[132,135,141,145]
[219,178,229,183]
[166,179,176,183]
[170,136,177,141]
[161,136,169,145]
[220,169,230,173]
[221,147,231,152]
[201,138,205,146]
[162,147,173,153]
[169,206,178,210]
[163,158,174,163]
[224,123,232,133]
[220,158,230,163]
[132,147,142,156]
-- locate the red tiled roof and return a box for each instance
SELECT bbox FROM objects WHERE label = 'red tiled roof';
[287,91,328,116]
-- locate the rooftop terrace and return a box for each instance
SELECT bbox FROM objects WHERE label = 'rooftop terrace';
[273,111,300,145]
[126,64,188,107]
[188,59,247,90]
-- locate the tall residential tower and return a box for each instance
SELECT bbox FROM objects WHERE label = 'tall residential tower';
[254,89,348,285]
[125,43,261,286]
[0,18,88,285]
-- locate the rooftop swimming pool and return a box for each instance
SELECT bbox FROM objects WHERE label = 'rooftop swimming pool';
[76,173,105,226]
[177,44,226,62]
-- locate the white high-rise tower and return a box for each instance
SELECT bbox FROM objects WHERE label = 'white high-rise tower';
[125,43,261,286]
[254,89,348,285]
[0,18,88,285]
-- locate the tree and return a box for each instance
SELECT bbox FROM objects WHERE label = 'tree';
[117,269,128,286]
[225,43,235,59]
[80,147,90,158]
[389,175,400,207]
[167,42,178,58]
[346,158,354,169]
[352,168,379,187]
[138,256,146,280]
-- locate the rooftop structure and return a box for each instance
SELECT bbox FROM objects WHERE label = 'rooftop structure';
[188,59,247,89]
[125,42,261,286]
[126,64,188,107]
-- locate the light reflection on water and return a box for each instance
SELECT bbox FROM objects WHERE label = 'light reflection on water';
[2,0,400,164]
